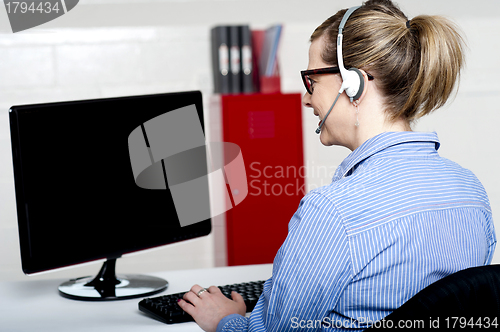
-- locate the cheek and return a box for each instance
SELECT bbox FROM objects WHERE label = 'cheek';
[313,95,336,120]
[310,89,331,113]
[310,79,339,113]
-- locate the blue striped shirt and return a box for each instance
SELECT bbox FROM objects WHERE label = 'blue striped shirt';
[217,131,496,332]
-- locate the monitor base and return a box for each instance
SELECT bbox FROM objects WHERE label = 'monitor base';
[58,258,168,301]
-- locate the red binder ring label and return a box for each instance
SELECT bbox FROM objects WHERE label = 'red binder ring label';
[128,104,247,227]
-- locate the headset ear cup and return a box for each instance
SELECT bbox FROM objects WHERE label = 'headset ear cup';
[348,68,364,101]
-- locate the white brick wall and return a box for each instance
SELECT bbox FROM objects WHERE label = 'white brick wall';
[0,0,499,281]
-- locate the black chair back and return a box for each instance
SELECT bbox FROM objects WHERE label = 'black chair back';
[367,265,500,330]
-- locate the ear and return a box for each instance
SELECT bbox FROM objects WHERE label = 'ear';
[354,69,370,103]
[346,68,364,100]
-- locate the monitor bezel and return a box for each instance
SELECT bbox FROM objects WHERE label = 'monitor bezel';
[9,90,212,276]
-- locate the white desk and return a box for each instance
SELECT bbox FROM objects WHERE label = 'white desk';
[0,264,273,332]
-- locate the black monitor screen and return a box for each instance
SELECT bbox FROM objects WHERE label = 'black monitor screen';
[10,91,211,276]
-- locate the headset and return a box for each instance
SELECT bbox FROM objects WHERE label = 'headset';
[316,5,364,134]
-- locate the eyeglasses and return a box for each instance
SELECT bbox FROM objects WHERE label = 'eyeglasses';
[301,66,374,95]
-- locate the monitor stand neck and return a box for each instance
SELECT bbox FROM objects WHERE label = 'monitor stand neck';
[58,258,168,301]
[84,258,121,298]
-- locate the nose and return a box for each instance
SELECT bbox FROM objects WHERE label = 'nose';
[302,92,312,108]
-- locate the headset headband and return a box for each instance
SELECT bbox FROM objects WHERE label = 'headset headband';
[337,5,364,102]
[338,5,361,34]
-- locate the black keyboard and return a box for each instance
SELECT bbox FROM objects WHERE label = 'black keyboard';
[138,280,265,324]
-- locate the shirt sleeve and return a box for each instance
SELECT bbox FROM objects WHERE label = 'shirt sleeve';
[484,212,496,265]
[217,191,352,332]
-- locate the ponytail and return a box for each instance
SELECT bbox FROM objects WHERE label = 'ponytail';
[402,15,466,121]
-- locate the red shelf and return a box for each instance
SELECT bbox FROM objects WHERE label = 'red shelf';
[220,93,304,266]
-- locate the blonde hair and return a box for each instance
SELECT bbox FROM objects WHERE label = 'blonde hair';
[310,0,466,123]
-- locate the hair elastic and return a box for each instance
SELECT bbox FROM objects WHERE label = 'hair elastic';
[406,20,411,29]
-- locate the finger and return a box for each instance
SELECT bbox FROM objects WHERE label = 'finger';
[177,298,196,316]
[207,286,221,295]
[190,284,209,298]
[190,284,203,294]
[183,290,201,306]
[231,291,245,304]
[231,291,247,315]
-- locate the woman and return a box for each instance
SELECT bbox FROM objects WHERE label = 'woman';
[178,0,496,331]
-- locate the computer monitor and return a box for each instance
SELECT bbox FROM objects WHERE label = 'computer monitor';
[9,91,212,301]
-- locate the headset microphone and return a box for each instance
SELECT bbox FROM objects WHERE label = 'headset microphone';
[315,91,342,134]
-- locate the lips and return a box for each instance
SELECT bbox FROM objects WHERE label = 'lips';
[313,110,322,127]
[315,113,322,125]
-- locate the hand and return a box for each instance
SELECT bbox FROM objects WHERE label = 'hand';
[177,284,247,332]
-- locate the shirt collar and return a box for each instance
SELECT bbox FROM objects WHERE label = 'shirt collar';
[333,131,441,181]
